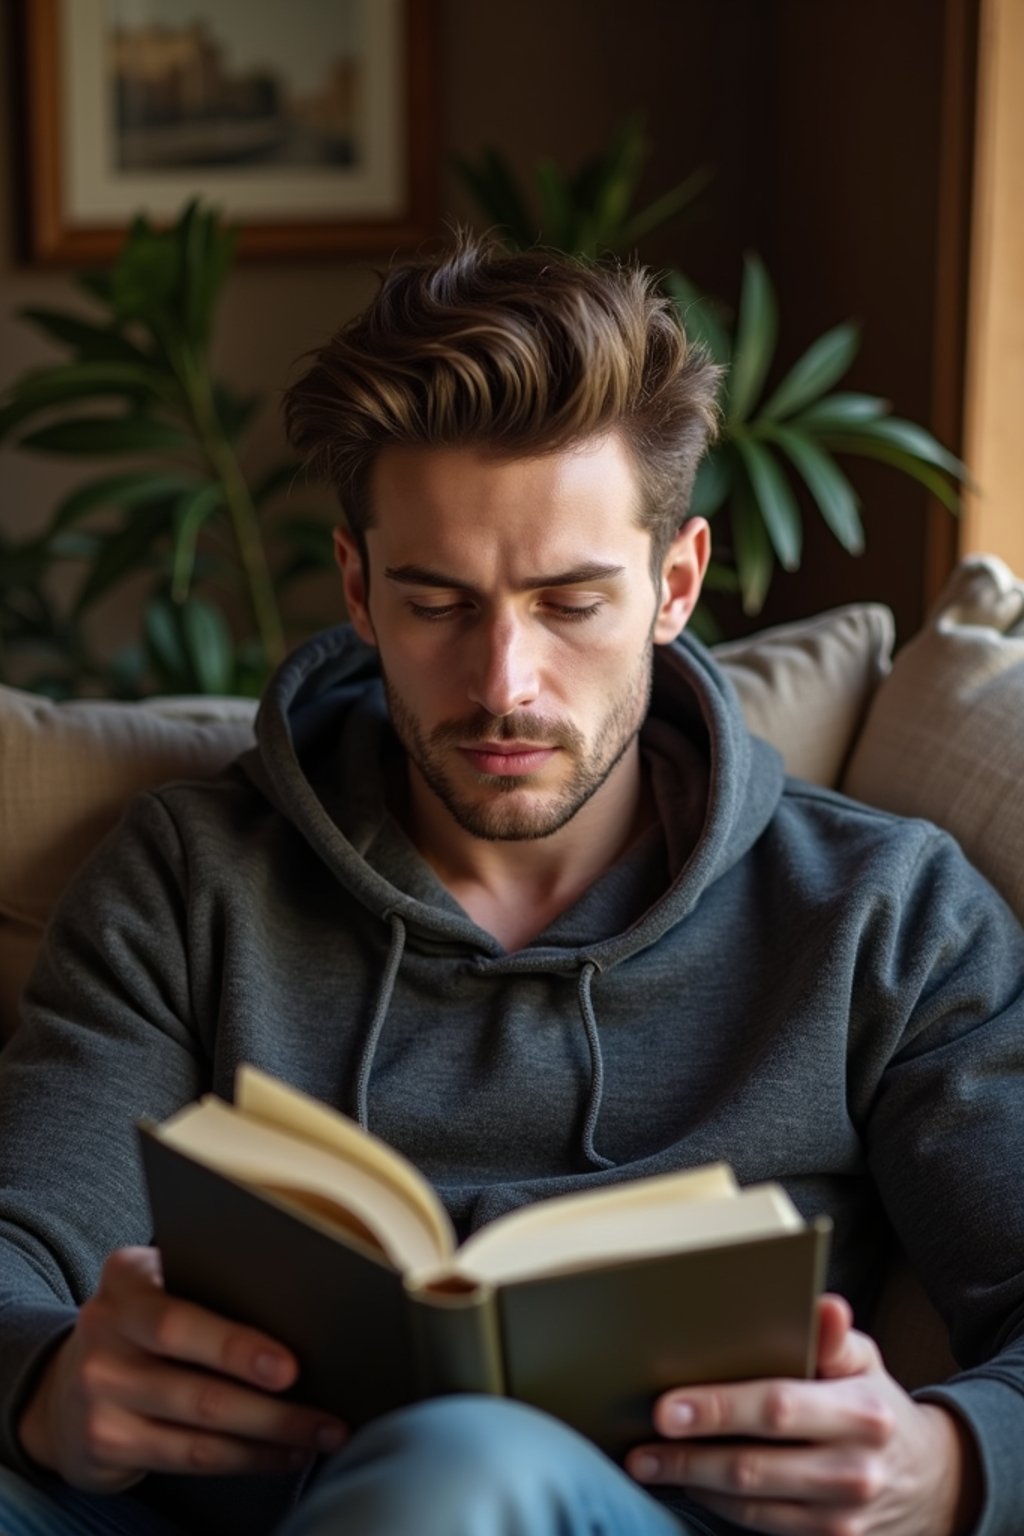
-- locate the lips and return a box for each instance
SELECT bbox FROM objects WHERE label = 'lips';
[458,743,558,777]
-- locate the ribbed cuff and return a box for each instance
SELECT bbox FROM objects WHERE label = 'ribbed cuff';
[916,1374,1024,1536]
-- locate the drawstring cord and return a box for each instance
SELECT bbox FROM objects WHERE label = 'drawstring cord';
[578,961,615,1170]
[356,919,614,1171]
[355,910,406,1130]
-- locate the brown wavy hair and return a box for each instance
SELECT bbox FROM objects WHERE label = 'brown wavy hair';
[283,234,721,573]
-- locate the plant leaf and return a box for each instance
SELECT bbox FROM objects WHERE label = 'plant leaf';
[144,596,192,691]
[733,433,803,569]
[536,159,571,246]
[663,270,732,367]
[75,268,116,307]
[73,505,171,615]
[171,483,224,601]
[590,116,647,247]
[181,596,235,693]
[18,416,193,456]
[729,474,775,615]
[453,148,536,246]
[50,471,197,532]
[818,433,964,513]
[758,323,861,420]
[791,392,890,432]
[8,359,178,409]
[830,416,973,486]
[762,424,865,554]
[18,308,153,367]
[727,253,778,423]
[111,223,179,325]
[617,163,714,250]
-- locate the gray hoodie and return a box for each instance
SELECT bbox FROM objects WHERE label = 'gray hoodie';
[1,628,1022,1535]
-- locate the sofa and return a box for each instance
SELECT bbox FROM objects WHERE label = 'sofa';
[3,552,1024,1388]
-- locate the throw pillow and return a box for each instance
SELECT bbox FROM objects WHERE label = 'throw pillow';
[843,555,1024,926]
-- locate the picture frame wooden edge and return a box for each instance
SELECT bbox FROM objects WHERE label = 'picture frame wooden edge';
[20,0,440,266]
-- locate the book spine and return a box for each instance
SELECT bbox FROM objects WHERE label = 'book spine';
[406,1282,506,1398]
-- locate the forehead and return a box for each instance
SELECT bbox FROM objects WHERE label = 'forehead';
[367,436,649,576]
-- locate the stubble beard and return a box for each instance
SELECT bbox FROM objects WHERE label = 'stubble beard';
[382,646,655,842]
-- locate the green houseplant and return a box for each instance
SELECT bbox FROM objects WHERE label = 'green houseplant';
[0,202,332,698]
[456,119,970,628]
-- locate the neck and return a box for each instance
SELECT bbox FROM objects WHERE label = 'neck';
[402,745,655,947]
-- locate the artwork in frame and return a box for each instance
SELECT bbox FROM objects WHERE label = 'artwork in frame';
[22,0,438,263]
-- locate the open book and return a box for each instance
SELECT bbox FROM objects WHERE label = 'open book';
[140,1066,830,1458]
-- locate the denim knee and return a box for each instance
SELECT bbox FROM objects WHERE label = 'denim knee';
[284,1394,687,1536]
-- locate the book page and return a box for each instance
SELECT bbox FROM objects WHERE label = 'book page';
[235,1067,455,1259]
[156,1098,447,1273]
[450,1174,801,1286]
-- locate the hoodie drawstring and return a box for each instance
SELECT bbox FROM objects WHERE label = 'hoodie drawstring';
[355,911,407,1130]
[577,961,614,1170]
[356,922,614,1171]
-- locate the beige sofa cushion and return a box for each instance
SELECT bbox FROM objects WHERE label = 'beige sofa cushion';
[715,604,895,786]
[843,555,1024,926]
[0,689,257,1036]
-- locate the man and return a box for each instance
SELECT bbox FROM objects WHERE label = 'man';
[0,236,1019,1536]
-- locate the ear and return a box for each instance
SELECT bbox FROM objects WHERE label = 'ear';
[333,527,377,648]
[652,517,711,644]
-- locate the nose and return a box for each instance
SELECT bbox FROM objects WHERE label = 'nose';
[466,612,540,717]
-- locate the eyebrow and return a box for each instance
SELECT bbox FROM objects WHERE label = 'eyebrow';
[383,562,626,593]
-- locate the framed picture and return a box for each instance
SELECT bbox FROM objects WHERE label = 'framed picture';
[21,0,438,263]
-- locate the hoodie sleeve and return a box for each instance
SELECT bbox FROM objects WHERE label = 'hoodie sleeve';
[0,791,206,1474]
[862,826,1024,1536]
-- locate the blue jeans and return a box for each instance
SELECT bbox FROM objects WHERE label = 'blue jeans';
[0,1397,716,1535]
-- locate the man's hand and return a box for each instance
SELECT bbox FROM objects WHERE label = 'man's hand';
[18,1246,348,1492]
[626,1294,982,1536]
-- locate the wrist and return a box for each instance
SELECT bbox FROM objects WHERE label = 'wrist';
[16,1339,68,1475]
[920,1403,983,1536]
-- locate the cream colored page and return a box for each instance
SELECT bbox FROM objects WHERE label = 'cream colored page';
[235,1066,455,1257]
[158,1098,444,1273]
[451,1182,799,1286]
[449,1163,742,1283]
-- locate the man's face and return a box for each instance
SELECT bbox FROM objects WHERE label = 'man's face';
[336,435,707,842]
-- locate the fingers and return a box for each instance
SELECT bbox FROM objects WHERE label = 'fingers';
[56,1246,349,1487]
[628,1436,887,1505]
[815,1294,879,1380]
[94,1247,299,1392]
[650,1375,895,1446]
[80,1344,347,1454]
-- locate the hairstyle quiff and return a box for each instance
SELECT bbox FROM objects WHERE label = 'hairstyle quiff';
[283,234,721,563]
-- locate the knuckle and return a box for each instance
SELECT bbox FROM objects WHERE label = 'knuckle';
[78,1296,111,1343]
[193,1379,230,1429]
[841,1454,886,1506]
[762,1382,798,1434]
[728,1448,765,1495]
[77,1349,116,1401]
[823,1516,864,1536]
[82,1406,125,1463]
[217,1326,256,1377]
[857,1395,896,1446]
[150,1303,188,1357]
[185,1434,222,1472]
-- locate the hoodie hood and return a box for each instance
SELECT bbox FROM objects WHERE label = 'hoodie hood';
[244,622,784,970]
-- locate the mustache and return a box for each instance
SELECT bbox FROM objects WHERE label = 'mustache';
[430,710,583,752]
